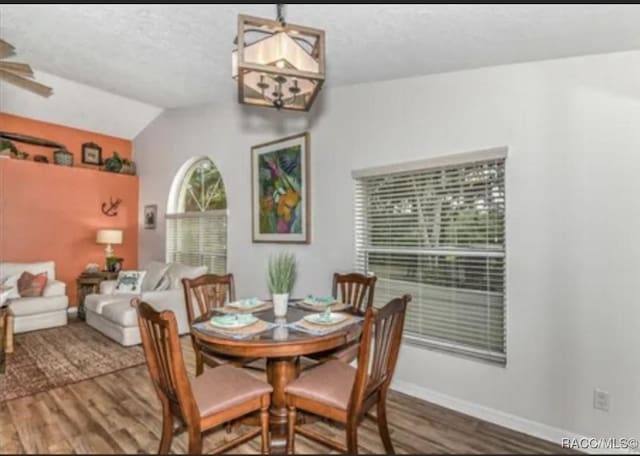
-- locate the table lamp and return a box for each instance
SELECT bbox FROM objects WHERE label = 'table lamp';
[96,229,123,259]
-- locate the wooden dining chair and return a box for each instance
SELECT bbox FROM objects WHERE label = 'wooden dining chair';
[134,300,272,455]
[303,272,378,368]
[333,272,377,314]
[285,294,410,455]
[182,274,256,375]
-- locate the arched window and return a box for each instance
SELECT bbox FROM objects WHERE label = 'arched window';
[166,157,227,273]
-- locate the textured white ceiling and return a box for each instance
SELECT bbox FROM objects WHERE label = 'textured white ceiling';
[2,4,640,108]
[1,70,162,139]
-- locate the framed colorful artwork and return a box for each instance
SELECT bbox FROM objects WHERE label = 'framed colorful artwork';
[251,132,310,243]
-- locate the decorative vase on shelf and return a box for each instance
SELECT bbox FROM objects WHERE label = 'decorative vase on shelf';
[120,159,136,175]
[267,252,297,319]
[53,149,73,166]
[273,293,289,318]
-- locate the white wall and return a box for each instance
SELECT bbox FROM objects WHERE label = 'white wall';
[135,50,640,442]
[1,70,163,139]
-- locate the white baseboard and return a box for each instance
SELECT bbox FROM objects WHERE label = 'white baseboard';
[67,307,78,317]
[390,379,634,455]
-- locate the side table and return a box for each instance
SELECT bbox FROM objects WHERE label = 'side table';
[76,271,119,320]
[0,306,13,374]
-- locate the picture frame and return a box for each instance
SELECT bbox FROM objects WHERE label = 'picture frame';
[144,204,157,230]
[81,142,102,165]
[251,132,310,243]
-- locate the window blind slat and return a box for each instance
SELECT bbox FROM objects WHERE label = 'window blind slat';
[354,157,506,364]
[166,211,228,275]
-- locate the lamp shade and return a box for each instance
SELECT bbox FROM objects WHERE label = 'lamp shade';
[96,229,123,245]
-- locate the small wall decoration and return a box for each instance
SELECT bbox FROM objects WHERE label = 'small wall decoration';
[251,132,310,243]
[81,142,102,165]
[120,158,136,175]
[84,263,100,274]
[144,204,157,230]
[103,151,123,173]
[53,149,73,166]
[101,197,122,217]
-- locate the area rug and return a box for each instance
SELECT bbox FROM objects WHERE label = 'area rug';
[0,321,145,402]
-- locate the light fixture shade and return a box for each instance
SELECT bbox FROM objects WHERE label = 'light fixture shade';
[232,14,325,111]
[96,229,123,245]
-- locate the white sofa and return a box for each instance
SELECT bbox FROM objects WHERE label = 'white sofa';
[85,262,207,346]
[0,261,69,333]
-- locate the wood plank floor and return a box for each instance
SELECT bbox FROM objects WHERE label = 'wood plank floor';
[0,335,573,454]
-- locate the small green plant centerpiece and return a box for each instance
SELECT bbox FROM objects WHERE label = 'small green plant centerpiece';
[267,252,297,317]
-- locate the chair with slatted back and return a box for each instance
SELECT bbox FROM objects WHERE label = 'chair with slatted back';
[286,294,410,455]
[333,272,377,314]
[134,300,272,455]
[303,273,377,368]
[182,274,257,375]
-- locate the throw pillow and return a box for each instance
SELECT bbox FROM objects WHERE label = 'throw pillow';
[141,261,171,292]
[17,271,48,297]
[166,263,208,289]
[154,274,171,292]
[114,270,147,295]
[1,274,21,300]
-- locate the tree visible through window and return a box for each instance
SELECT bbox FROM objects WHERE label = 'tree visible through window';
[166,158,228,274]
[182,160,227,212]
[354,153,506,364]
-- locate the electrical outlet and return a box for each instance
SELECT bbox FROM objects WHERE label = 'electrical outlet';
[593,389,610,412]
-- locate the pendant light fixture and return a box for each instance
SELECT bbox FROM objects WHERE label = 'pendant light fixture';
[232,4,325,111]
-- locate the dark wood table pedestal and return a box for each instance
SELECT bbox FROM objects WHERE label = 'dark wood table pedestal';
[266,357,298,453]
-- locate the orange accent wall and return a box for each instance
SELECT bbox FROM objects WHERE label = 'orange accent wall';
[0,115,138,306]
[0,113,132,166]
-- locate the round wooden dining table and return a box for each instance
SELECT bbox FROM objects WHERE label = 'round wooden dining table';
[191,304,363,453]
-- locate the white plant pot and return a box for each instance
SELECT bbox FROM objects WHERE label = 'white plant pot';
[273,293,289,317]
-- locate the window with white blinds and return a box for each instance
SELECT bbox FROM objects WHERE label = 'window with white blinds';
[166,158,227,274]
[354,149,506,364]
[166,210,227,274]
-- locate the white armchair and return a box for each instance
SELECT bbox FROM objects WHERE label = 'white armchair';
[98,280,117,295]
[0,261,69,333]
[85,262,207,346]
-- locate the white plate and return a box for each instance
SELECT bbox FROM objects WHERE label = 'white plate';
[303,312,348,326]
[302,296,337,306]
[227,298,265,309]
[210,314,258,329]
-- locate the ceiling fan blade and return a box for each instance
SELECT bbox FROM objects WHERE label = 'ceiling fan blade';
[0,69,53,97]
[0,62,33,76]
[0,39,16,59]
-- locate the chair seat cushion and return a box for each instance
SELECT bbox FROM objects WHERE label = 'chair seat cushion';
[308,341,360,364]
[100,301,138,327]
[9,295,68,317]
[330,342,360,363]
[191,365,272,417]
[285,360,356,410]
[84,293,138,315]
